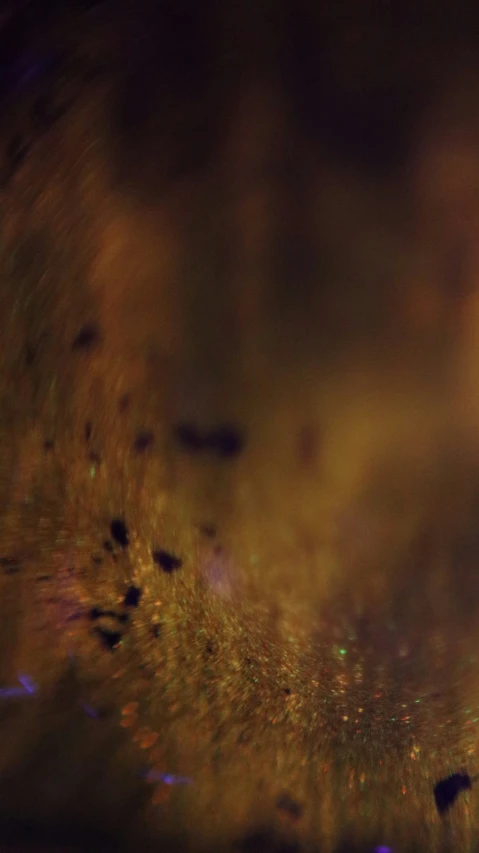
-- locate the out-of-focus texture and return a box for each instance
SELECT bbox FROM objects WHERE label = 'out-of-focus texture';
[2,2,479,851]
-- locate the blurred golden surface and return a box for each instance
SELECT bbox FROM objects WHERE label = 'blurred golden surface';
[2,2,479,851]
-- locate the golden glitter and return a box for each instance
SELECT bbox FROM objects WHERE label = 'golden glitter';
[122,702,139,715]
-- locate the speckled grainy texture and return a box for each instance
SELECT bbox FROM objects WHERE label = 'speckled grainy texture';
[2,3,479,852]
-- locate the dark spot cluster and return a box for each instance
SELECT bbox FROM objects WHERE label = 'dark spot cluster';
[88,520,144,651]
[90,582,143,650]
[92,521,183,650]
[173,422,245,458]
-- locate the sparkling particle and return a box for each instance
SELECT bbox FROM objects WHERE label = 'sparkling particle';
[146,771,193,785]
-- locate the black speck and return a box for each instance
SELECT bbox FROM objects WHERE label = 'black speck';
[434,773,472,814]
[133,430,155,453]
[276,793,303,821]
[84,421,92,442]
[110,519,129,547]
[91,554,103,565]
[124,585,141,607]
[199,524,216,538]
[43,440,54,452]
[152,549,183,573]
[173,423,206,452]
[284,687,291,695]
[103,540,113,552]
[89,607,102,620]
[72,323,102,351]
[88,452,101,465]
[35,574,52,582]
[206,643,214,655]
[206,424,245,458]
[118,393,131,412]
[152,623,161,638]
[0,557,22,574]
[93,626,122,651]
